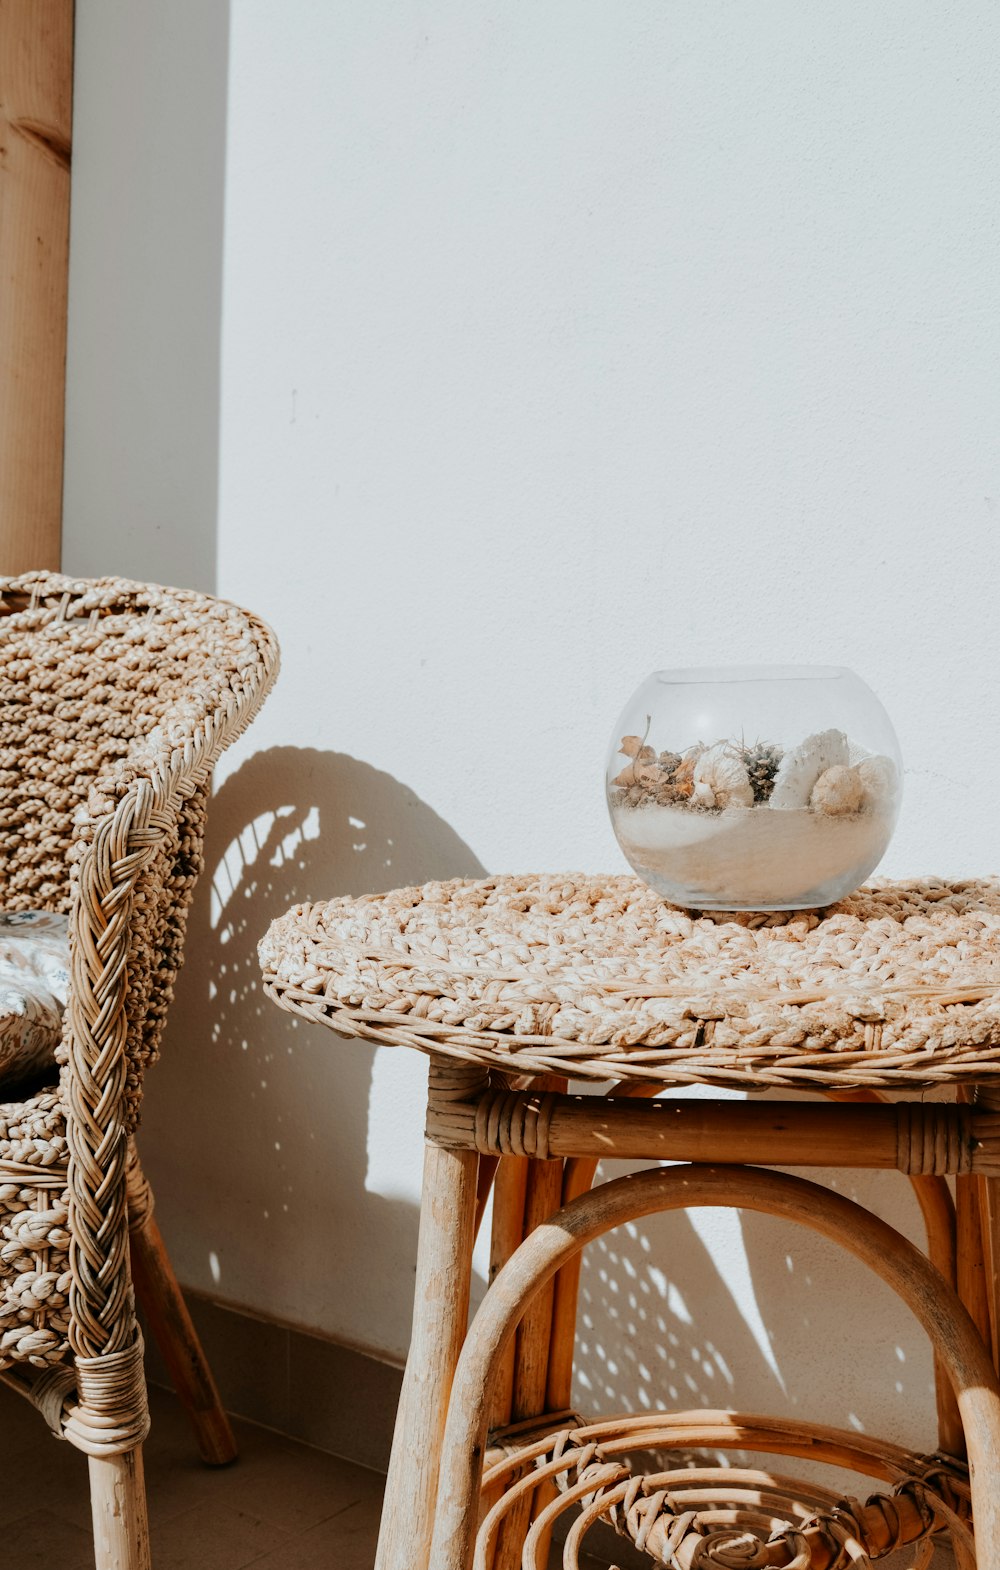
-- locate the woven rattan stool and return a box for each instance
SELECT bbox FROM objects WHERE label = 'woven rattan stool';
[260,874,1000,1570]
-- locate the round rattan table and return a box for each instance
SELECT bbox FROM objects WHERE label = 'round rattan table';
[260,874,1000,1570]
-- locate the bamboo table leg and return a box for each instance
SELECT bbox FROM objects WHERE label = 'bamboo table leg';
[374,1061,487,1570]
[545,1079,661,1415]
[486,1156,530,1437]
[430,1164,1000,1570]
[963,1088,1000,1570]
[977,1084,1000,1372]
[970,1082,1000,1570]
[479,1155,530,1570]
[490,1155,564,1570]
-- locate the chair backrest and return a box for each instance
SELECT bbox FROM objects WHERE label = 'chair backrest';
[0,573,277,907]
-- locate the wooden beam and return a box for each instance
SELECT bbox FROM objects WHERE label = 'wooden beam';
[0,0,73,572]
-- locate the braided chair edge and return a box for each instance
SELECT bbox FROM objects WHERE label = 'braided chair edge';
[63,584,277,1369]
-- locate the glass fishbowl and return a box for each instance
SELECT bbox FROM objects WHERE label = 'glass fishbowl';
[606,666,902,911]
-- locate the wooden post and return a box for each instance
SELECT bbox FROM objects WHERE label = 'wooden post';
[439,1090,989,1174]
[544,1155,597,1414]
[546,1080,661,1415]
[478,1155,529,1567]
[0,0,73,572]
[977,1085,1000,1375]
[509,1157,565,1426]
[489,1157,565,1570]
[485,1156,530,1434]
[88,1449,152,1570]
[374,1062,486,1570]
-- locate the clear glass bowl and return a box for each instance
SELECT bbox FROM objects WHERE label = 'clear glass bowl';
[606,666,902,911]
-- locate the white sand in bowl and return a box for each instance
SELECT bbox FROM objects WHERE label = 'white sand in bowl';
[613,802,894,909]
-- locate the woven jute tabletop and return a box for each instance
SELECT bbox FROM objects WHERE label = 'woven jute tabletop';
[259,874,1000,1090]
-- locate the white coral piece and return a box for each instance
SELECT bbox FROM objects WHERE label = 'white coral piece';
[856,754,898,810]
[769,728,850,810]
[810,764,864,816]
[692,743,754,810]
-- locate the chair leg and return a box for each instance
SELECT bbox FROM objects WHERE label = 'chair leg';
[89,1446,152,1570]
[127,1144,237,1466]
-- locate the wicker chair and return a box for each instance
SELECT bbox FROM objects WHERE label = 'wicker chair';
[0,572,278,1569]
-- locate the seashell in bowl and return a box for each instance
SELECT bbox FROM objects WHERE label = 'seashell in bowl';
[810,763,865,816]
[691,743,755,810]
[769,729,850,810]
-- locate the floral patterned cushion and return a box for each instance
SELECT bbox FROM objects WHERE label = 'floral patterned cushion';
[0,912,69,1087]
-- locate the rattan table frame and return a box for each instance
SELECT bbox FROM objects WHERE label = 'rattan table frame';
[261,879,1000,1570]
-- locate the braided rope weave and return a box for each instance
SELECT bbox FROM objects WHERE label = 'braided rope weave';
[261,874,1000,1089]
[0,574,278,1451]
[0,1093,69,1367]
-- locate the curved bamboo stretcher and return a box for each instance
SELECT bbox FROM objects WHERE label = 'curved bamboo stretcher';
[432,1162,996,1569]
[261,874,1000,1569]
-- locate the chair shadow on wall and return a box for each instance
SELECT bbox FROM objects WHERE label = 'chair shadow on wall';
[141,745,486,1356]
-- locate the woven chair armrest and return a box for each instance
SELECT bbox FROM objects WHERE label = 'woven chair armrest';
[63,775,171,1359]
[62,720,259,1357]
[60,613,278,1359]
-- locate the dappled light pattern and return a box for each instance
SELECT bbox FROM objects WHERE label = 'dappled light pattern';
[573,1167,940,1474]
[141,747,485,1350]
[576,1219,765,1417]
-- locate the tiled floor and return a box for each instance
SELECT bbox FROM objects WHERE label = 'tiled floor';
[0,1381,384,1569]
[0,1378,957,1569]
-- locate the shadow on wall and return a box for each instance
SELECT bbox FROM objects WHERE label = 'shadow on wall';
[138,746,485,1353]
[575,1158,938,1477]
[739,1165,938,1454]
[576,1198,783,1417]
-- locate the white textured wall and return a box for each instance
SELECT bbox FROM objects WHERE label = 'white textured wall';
[65,2,1000,1450]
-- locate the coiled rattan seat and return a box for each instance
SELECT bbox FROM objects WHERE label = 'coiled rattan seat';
[0,1087,68,1366]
